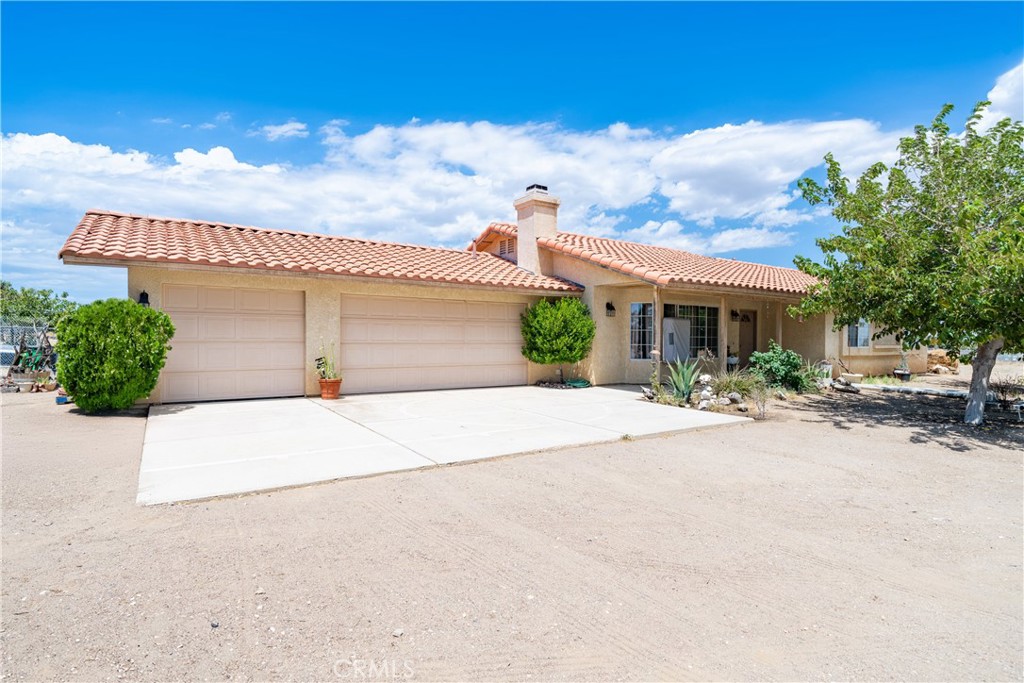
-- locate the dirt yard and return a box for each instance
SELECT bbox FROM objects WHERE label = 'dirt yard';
[2,366,1021,681]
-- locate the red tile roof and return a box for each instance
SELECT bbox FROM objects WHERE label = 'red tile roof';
[60,211,582,293]
[473,224,815,295]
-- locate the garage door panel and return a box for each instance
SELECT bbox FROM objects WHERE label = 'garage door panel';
[161,285,304,402]
[163,374,200,403]
[270,342,305,368]
[164,343,199,372]
[271,290,304,313]
[340,320,369,342]
[171,315,200,341]
[340,294,528,394]
[271,317,303,340]
[202,287,237,311]
[201,316,237,340]
[240,316,271,338]
[202,343,242,371]
[165,285,199,310]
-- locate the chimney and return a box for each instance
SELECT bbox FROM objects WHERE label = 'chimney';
[514,184,559,275]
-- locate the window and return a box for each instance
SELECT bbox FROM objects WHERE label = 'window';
[847,319,871,347]
[664,304,719,358]
[630,303,653,359]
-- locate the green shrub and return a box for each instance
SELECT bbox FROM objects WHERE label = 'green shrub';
[666,359,700,402]
[711,368,766,397]
[749,340,811,392]
[520,298,596,375]
[56,299,175,412]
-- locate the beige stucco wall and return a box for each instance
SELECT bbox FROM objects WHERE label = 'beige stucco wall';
[127,265,560,401]
[827,324,929,376]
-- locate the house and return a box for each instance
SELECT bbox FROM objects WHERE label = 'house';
[59,185,926,403]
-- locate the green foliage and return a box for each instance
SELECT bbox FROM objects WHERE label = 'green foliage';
[711,368,767,398]
[749,340,810,391]
[1,280,79,325]
[666,359,700,402]
[314,339,339,379]
[56,299,175,412]
[793,102,1023,423]
[520,298,596,368]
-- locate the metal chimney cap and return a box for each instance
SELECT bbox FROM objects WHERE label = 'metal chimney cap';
[525,184,548,193]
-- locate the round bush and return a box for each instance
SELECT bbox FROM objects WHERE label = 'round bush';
[520,297,596,367]
[56,298,175,412]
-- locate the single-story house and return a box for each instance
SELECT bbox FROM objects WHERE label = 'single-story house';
[59,185,926,403]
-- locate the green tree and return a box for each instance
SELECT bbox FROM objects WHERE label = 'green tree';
[794,102,1024,425]
[0,280,80,325]
[520,297,596,379]
[57,299,175,413]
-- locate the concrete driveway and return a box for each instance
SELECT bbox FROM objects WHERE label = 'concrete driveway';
[138,385,747,504]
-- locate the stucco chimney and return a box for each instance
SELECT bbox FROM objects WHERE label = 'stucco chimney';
[514,184,559,275]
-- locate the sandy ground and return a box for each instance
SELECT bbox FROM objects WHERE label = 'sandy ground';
[2,367,1021,682]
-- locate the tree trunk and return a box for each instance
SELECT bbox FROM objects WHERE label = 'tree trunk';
[964,337,1003,425]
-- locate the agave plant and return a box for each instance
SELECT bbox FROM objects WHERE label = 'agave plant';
[667,359,700,402]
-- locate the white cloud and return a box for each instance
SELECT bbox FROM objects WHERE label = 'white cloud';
[198,122,217,130]
[0,113,906,298]
[150,117,173,124]
[214,112,232,123]
[978,60,1023,131]
[251,120,309,141]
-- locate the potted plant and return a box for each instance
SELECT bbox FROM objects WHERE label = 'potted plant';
[314,341,342,399]
[893,353,912,382]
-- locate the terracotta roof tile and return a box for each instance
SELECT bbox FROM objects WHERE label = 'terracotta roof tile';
[471,224,815,295]
[60,211,582,293]
[540,231,815,294]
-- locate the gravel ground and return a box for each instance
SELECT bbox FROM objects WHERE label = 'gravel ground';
[2,367,1021,682]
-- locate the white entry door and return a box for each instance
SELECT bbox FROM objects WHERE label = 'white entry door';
[159,284,305,402]
[340,294,528,394]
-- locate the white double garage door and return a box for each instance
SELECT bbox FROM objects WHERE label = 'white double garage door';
[160,285,528,402]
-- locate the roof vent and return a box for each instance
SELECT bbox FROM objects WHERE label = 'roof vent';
[525,184,548,193]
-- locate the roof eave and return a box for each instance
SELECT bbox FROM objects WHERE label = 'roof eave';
[61,254,583,295]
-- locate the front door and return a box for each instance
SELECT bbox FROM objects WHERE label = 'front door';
[738,310,758,364]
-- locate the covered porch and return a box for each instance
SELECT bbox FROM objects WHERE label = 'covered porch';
[582,282,819,385]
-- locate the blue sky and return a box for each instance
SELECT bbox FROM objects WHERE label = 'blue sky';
[2,2,1022,302]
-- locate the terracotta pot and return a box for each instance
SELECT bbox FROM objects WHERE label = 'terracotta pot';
[318,378,342,400]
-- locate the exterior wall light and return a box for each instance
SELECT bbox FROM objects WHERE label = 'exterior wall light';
[605,302,616,316]
[138,291,150,307]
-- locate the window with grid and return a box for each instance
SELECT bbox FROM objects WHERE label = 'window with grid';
[664,304,719,358]
[629,303,653,359]
[847,319,871,347]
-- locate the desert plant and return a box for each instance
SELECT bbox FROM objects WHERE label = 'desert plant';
[711,368,766,398]
[666,358,700,402]
[747,382,771,419]
[56,298,175,412]
[749,340,809,391]
[314,339,340,379]
[520,298,596,380]
[991,373,1024,405]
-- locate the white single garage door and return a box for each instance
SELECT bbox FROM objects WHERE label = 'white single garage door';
[160,284,305,403]
[340,294,527,394]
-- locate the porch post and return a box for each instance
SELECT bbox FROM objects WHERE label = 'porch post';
[652,285,662,382]
[775,301,784,347]
[719,294,728,372]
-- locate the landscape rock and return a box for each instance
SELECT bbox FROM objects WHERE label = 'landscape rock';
[698,400,710,410]
[726,392,743,403]
[736,403,749,412]
[698,374,713,385]
[700,388,714,401]
[932,365,951,375]
[718,397,731,406]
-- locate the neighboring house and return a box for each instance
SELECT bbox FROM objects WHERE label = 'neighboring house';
[59,185,925,403]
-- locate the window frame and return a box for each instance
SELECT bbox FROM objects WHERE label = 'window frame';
[629,303,654,360]
[847,319,871,348]
[664,304,719,359]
